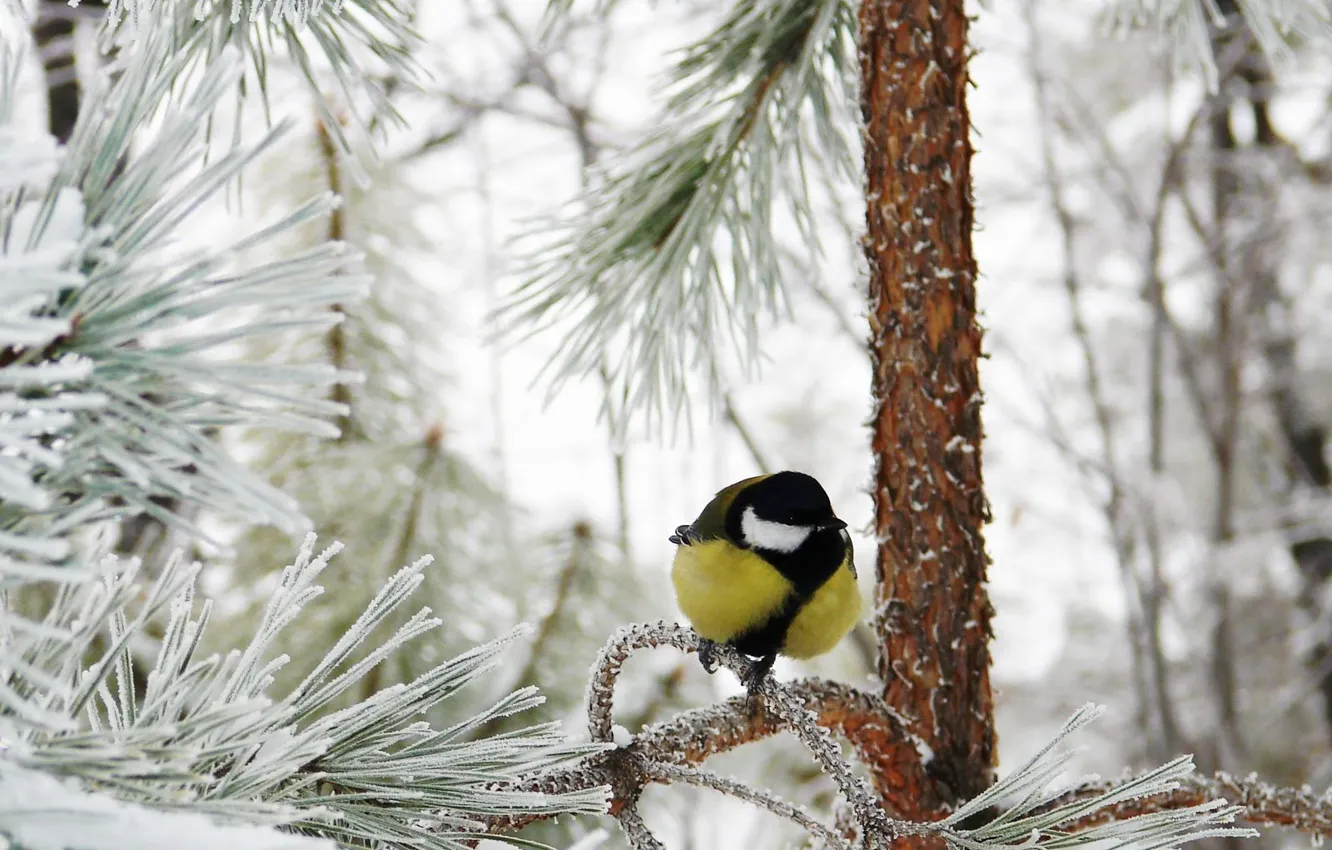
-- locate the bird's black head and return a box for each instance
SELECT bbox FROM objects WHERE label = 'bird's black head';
[725,471,847,555]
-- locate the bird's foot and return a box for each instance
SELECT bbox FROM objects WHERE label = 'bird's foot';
[696,637,721,674]
[741,654,776,696]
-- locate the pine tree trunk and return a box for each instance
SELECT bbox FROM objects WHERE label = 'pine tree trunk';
[859,0,997,821]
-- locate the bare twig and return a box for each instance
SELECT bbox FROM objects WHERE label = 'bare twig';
[477,522,592,740]
[618,804,666,850]
[361,426,444,699]
[384,426,445,572]
[702,358,774,473]
[512,521,591,691]
[316,115,357,443]
[597,360,634,562]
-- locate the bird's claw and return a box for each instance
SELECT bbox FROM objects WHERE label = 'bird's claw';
[741,654,775,696]
[695,639,774,696]
[696,637,720,674]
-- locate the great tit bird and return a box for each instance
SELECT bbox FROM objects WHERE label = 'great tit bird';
[669,471,860,690]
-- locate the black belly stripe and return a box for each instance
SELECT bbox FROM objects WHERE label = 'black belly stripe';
[762,532,845,595]
[730,533,846,658]
[729,554,841,660]
[731,599,801,658]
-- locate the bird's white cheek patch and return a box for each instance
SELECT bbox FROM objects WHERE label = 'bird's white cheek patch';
[741,506,812,553]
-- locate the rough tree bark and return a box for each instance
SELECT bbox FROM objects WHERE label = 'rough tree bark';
[860,0,996,821]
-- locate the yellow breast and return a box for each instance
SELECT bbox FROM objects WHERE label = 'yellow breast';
[781,562,861,659]
[671,540,793,643]
[670,540,861,659]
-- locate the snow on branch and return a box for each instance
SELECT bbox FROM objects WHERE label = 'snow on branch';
[0,535,608,849]
[0,23,373,581]
[0,761,334,850]
[643,760,856,850]
[0,39,93,584]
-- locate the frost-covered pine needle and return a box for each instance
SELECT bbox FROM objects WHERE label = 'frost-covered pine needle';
[503,0,859,436]
[0,23,371,582]
[0,535,608,850]
[942,704,1258,850]
[97,0,422,184]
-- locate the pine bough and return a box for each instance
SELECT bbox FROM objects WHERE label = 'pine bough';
[92,0,421,180]
[581,621,1258,850]
[0,534,607,849]
[0,15,368,581]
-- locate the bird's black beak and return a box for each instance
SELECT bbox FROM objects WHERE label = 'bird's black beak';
[817,517,848,532]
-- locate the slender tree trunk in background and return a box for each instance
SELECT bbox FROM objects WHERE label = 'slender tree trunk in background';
[859,0,996,822]
[1205,23,1249,767]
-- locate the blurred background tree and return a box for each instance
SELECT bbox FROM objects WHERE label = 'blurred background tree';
[985,0,1332,802]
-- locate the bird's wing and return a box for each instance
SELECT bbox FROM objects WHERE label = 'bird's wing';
[840,528,857,577]
[668,474,771,546]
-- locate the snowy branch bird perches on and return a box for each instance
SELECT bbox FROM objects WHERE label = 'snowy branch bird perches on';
[503,620,1260,850]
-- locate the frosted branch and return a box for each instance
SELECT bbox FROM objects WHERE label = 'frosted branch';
[583,621,933,848]
[617,804,666,850]
[1045,770,1332,838]
[738,656,930,846]
[562,624,1264,850]
[586,621,706,742]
